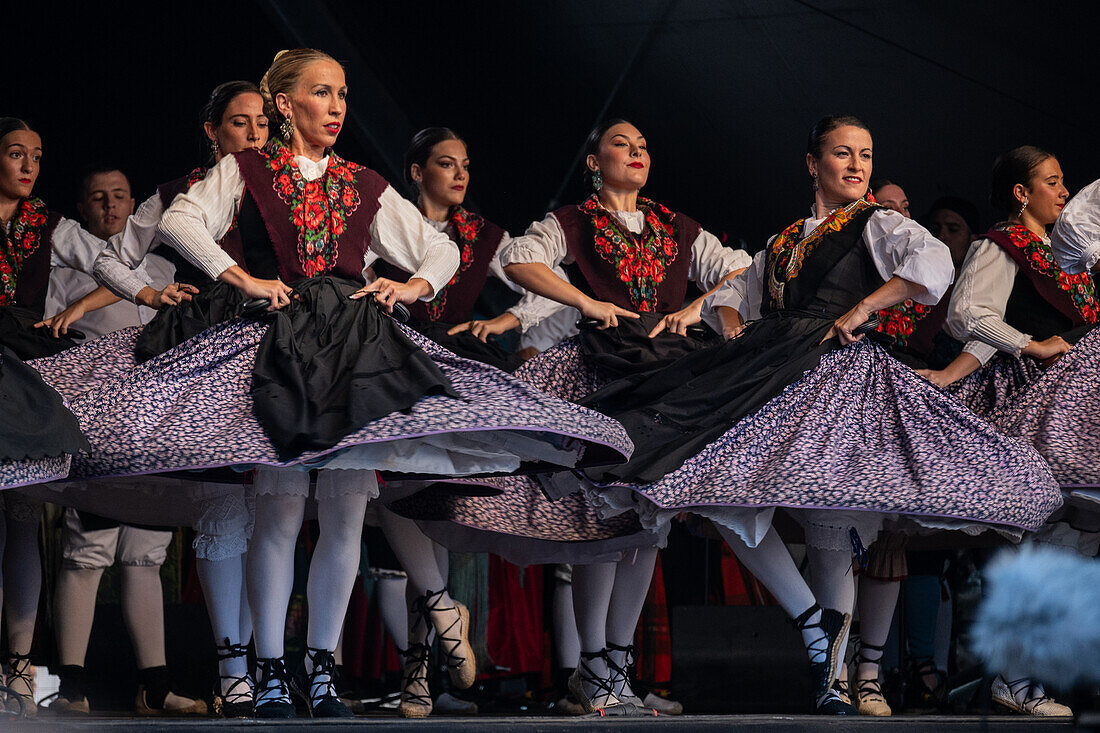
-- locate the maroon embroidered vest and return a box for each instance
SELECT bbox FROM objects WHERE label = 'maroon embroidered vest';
[552,196,701,313]
[373,207,505,323]
[2,198,62,310]
[986,224,1099,333]
[232,142,389,283]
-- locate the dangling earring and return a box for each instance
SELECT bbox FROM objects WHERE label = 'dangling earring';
[210,138,220,158]
[811,172,818,192]
[280,115,294,141]
[592,169,603,192]
[1017,197,1029,219]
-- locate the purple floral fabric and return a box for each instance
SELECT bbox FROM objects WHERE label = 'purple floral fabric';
[604,341,1061,532]
[946,354,1042,417]
[1,455,70,490]
[59,318,631,478]
[990,328,1100,487]
[29,326,142,401]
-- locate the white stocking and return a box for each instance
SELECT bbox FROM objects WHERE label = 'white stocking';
[606,548,657,700]
[121,564,167,670]
[378,505,458,640]
[552,576,580,670]
[855,578,899,682]
[715,525,825,655]
[247,492,305,660]
[807,546,855,683]
[571,562,615,702]
[2,517,41,656]
[197,555,249,691]
[305,487,369,654]
[376,575,408,652]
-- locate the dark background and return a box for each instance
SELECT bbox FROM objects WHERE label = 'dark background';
[6,0,1100,251]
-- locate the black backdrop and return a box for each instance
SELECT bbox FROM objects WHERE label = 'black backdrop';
[6,0,1100,251]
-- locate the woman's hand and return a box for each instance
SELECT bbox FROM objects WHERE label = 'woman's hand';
[137,282,200,310]
[579,296,639,329]
[447,312,521,342]
[351,276,430,311]
[1022,335,1070,362]
[240,276,294,310]
[34,304,85,338]
[648,301,702,338]
[915,369,952,388]
[822,301,874,345]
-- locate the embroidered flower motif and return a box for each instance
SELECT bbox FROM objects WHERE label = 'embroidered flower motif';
[1,198,50,306]
[580,194,679,312]
[996,223,1099,324]
[263,139,363,278]
[877,299,933,345]
[766,199,877,308]
[424,205,486,321]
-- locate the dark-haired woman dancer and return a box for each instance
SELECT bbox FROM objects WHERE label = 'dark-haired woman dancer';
[369,127,570,718]
[0,117,94,715]
[577,116,1061,714]
[58,50,629,719]
[399,118,752,715]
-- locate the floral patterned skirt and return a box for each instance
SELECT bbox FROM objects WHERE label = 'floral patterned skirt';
[946,353,1042,418]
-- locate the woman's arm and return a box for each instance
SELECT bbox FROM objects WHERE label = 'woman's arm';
[34,286,121,337]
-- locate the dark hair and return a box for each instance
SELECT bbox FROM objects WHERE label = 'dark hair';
[869,178,895,196]
[926,195,980,236]
[202,80,262,127]
[806,114,870,158]
[0,117,32,143]
[580,118,634,187]
[990,145,1055,212]
[78,165,130,203]
[404,127,465,189]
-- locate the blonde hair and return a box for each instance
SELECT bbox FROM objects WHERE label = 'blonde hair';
[258,48,343,140]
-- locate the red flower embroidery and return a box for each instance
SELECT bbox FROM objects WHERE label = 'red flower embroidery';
[1,198,52,306]
[580,194,680,311]
[263,139,364,277]
[994,223,1099,325]
[424,205,487,321]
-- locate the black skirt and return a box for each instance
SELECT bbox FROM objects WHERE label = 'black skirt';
[250,277,460,459]
[582,310,840,485]
[1,345,90,461]
[576,311,723,379]
[0,306,81,359]
[134,281,250,363]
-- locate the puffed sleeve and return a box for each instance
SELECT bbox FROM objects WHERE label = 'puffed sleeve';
[49,218,107,275]
[484,233,568,331]
[368,186,460,299]
[1051,178,1100,274]
[687,229,753,291]
[500,214,570,268]
[93,192,164,301]
[700,249,767,332]
[945,238,1032,356]
[156,154,245,279]
[863,209,954,305]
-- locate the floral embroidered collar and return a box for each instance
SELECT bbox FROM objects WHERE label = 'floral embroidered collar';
[1,198,50,306]
[263,139,363,278]
[422,205,486,321]
[992,222,1099,323]
[580,194,679,312]
[766,198,877,308]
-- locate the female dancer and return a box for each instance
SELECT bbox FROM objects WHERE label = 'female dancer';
[400,118,752,714]
[56,49,629,718]
[42,82,269,718]
[923,147,1099,717]
[0,117,93,716]
[370,127,567,718]
[578,116,1062,714]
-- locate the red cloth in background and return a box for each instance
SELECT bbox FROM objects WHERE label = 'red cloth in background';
[486,556,544,674]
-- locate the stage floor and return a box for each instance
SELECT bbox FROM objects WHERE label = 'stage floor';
[12,714,1096,732]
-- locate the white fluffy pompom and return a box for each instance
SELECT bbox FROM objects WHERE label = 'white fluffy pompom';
[972,545,1100,687]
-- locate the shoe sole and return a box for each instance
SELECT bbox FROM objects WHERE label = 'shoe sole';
[398,703,433,719]
[567,670,600,714]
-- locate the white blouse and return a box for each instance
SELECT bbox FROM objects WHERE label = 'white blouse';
[1051,178,1100,274]
[364,217,565,332]
[156,153,459,298]
[42,218,159,340]
[93,192,177,302]
[501,209,753,293]
[701,208,954,333]
[946,236,1042,364]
